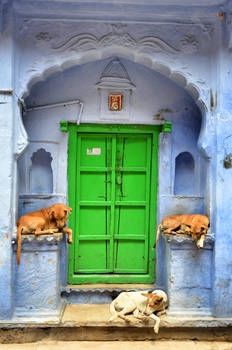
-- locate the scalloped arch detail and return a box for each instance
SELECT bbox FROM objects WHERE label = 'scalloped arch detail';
[21,47,205,113]
[17,47,211,159]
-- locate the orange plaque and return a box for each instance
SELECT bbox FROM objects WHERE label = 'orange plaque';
[109,94,123,111]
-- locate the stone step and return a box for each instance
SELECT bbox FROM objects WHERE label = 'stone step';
[1,304,232,343]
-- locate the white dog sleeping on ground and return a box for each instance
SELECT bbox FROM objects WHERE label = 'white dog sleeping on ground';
[109,290,168,334]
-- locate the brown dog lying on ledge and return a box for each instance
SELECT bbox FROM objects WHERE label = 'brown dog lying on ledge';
[154,214,210,249]
[17,203,73,264]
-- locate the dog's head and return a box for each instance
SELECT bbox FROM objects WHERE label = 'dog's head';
[142,291,168,311]
[48,203,72,230]
[196,228,207,248]
[195,222,209,248]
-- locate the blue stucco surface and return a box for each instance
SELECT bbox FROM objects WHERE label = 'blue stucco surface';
[0,0,232,323]
[13,235,64,317]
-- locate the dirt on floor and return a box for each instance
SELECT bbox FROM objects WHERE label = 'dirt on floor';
[0,340,232,350]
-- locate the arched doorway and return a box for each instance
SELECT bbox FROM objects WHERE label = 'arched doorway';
[17,56,206,284]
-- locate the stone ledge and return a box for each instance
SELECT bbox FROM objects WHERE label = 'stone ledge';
[162,232,214,249]
[1,304,232,329]
[12,232,64,246]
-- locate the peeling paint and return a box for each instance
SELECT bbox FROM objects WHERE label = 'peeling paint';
[193,297,201,301]
[217,12,225,21]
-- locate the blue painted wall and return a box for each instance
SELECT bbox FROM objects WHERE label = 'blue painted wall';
[0,0,232,321]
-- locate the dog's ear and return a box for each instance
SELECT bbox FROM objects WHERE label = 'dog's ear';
[48,209,55,220]
[142,293,153,306]
[64,206,72,215]
[152,295,163,304]
[141,293,150,298]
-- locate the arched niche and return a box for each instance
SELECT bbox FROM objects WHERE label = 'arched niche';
[29,148,53,194]
[174,152,195,196]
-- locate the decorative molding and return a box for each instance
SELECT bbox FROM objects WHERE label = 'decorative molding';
[53,31,181,54]
[96,58,135,121]
[15,19,216,56]
[15,107,29,158]
[13,0,221,25]
[101,55,130,79]
[179,35,199,54]
[35,31,54,42]
[16,135,29,156]
[96,57,136,90]
[51,22,204,56]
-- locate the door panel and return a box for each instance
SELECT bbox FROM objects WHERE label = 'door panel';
[118,135,148,168]
[114,240,146,272]
[115,206,146,235]
[79,207,110,235]
[80,173,109,201]
[116,173,147,201]
[80,135,110,167]
[77,240,109,272]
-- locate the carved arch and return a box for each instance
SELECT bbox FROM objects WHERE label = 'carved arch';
[15,47,210,158]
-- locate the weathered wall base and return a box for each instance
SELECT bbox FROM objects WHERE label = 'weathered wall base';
[161,234,214,316]
[13,234,64,320]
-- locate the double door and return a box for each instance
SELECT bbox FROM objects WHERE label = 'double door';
[67,125,160,284]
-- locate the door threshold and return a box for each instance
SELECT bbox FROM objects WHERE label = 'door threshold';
[65,283,154,290]
[61,284,155,305]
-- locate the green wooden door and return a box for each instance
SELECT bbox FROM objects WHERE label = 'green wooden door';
[64,124,162,284]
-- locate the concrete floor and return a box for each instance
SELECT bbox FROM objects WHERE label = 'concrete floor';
[1,340,232,350]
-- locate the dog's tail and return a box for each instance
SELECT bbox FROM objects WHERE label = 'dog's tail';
[17,225,22,265]
[153,223,162,248]
[109,299,117,321]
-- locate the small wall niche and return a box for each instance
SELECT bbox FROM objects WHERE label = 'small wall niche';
[174,152,195,196]
[29,148,53,194]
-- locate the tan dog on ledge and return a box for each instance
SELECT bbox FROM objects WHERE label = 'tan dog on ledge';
[155,214,210,249]
[17,203,72,265]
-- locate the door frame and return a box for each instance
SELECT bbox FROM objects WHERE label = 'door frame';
[60,122,170,284]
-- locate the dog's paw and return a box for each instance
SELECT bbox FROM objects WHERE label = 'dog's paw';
[154,325,159,334]
[109,316,116,322]
[156,310,166,317]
